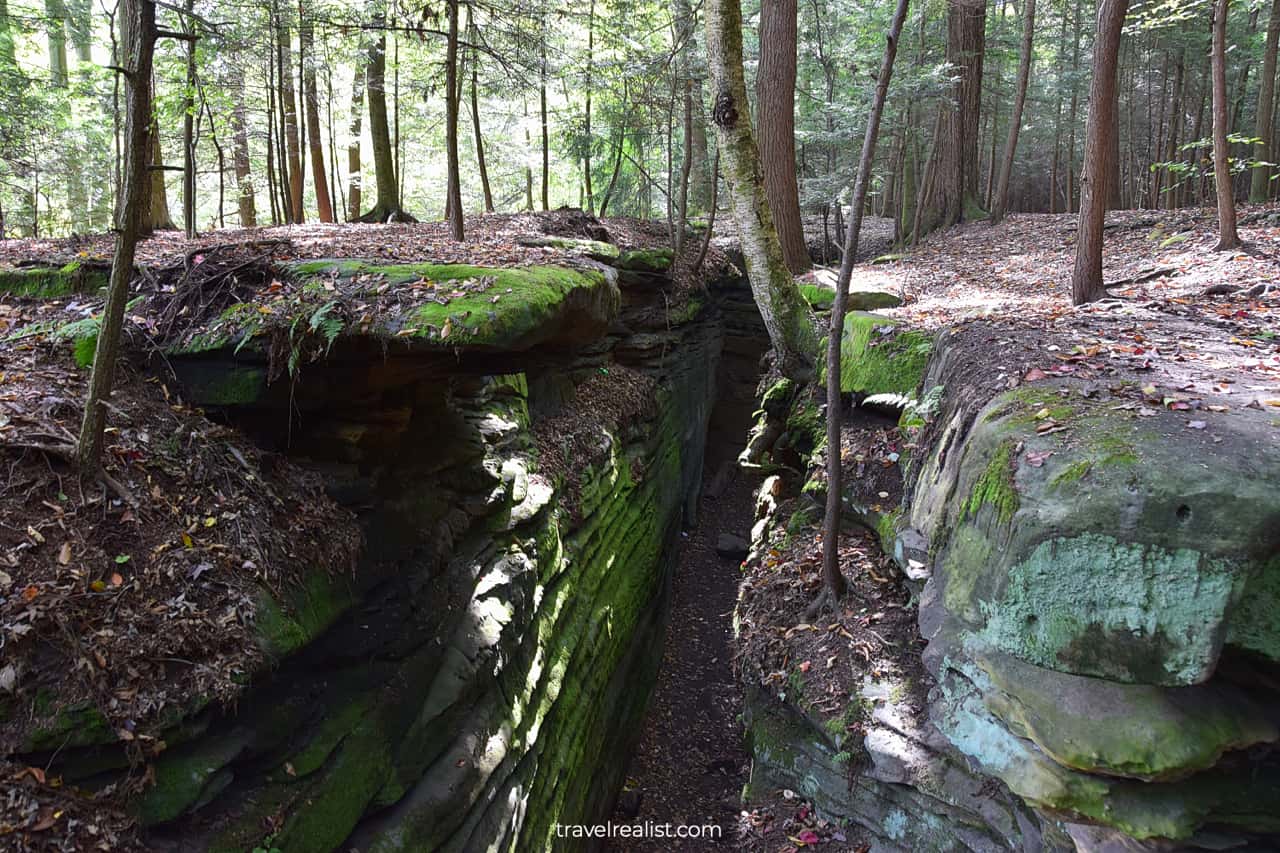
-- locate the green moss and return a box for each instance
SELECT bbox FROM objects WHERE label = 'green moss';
[1051,459,1093,487]
[785,399,825,456]
[838,311,932,397]
[875,506,902,553]
[521,236,621,261]
[615,247,673,272]
[23,700,113,751]
[666,294,705,325]
[253,570,356,660]
[137,732,251,825]
[761,378,796,416]
[798,283,835,311]
[0,261,109,299]
[961,441,1019,524]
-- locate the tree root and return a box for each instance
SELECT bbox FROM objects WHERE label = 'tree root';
[4,440,139,507]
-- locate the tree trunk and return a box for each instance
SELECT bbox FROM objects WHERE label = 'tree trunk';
[823,0,911,603]
[0,0,16,71]
[1066,0,1081,212]
[78,0,155,471]
[232,84,256,226]
[359,7,411,222]
[583,0,596,214]
[182,0,196,238]
[1250,0,1280,202]
[44,0,69,88]
[301,13,334,223]
[1212,0,1239,249]
[674,0,695,251]
[145,119,176,232]
[916,0,986,238]
[466,8,492,213]
[347,53,365,219]
[444,0,464,240]
[540,34,550,210]
[757,0,810,273]
[1071,0,1128,305]
[278,8,304,222]
[706,0,818,380]
[990,0,1034,224]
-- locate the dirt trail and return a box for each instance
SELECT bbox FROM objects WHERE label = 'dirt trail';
[608,465,758,850]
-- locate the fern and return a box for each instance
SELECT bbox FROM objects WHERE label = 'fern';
[308,301,343,352]
[73,333,98,367]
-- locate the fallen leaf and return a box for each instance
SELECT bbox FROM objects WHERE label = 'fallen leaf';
[57,542,72,565]
[110,572,124,587]
[22,584,39,601]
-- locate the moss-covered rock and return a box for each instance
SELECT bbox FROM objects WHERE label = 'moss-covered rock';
[171,260,621,358]
[839,311,933,397]
[615,247,674,273]
[0,261,110,299]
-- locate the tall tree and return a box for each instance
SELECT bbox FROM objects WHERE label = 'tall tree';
[1211,0,1239,249]
[44,0,69,88]
[823,0,911,603]
[1071,0,1129,304]
[77,0,156,470]
[277,4,304,222]
[757,0,810,273]
[300,10,334,222]
[182,0,197,238]
[359,4,411,221]
[467,7,493,212]
[231,85,257,226]
[706,0,818,380]
[0,0,15,71]
[990,0,1035,224]
[1249,0,1280,202]
[347,51,366,219]
[144,120,176,232]
[915,0,987,237]
[443,0,463,239]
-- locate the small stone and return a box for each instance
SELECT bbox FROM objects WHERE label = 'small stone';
[716,533,750,560]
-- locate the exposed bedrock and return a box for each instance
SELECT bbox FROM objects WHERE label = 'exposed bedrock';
[13,248,746,852]
[740,316,1280,851]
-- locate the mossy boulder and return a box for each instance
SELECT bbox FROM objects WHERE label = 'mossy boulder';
[0,261,110,299]
[839,311,932,397]
[904,326,1280,842]
[615,247,673,273]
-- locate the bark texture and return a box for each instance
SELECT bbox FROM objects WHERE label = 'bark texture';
[1211,0,1239,250]
[1071,0,1128,304]
[916,0,987,238]
[757,0,810,273]
[78,0,155,470]
[1249,0,1280,202]
[990,0,1034,224]
[706,0,818,380]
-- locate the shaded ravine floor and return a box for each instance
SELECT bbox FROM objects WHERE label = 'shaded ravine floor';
[607,464,759,850]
